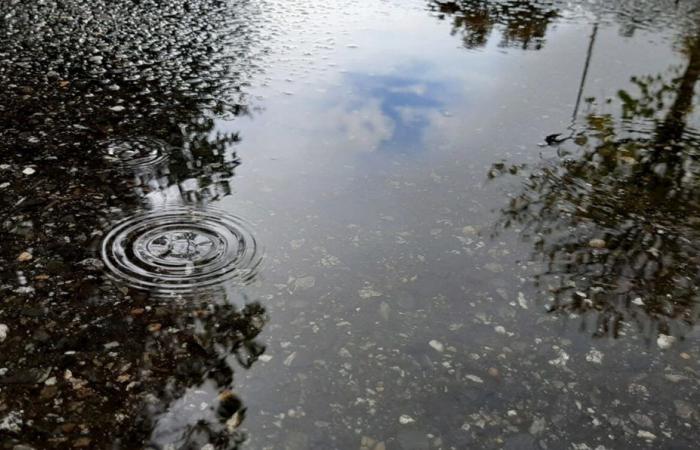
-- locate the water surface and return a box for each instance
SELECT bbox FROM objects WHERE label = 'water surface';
[1,0,699,449]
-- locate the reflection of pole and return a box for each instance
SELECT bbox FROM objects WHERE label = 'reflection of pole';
[572,23,598,122]
[545,22,598,145]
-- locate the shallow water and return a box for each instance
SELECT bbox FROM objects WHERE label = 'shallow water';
[1,0,700,449]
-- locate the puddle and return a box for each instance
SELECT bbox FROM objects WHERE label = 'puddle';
[1,0,700,449]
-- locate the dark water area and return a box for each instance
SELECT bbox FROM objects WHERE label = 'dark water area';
[1,0,700,448]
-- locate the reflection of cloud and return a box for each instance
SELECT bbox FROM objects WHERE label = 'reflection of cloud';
[388,83,429,95]
[328,70,456,153]
[396,106,428,125]
[328,98,395,152]
[150,380,221,445]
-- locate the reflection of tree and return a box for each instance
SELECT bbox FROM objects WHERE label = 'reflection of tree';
[429,0,558,50]
[0,1,267,448]
[139,300,267,449]
[493,31,700,338]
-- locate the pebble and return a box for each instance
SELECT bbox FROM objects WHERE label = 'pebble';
[17,251,33,262]
[294,276,315,290]
[629,413,653,429]
[656,334,676,350]
[664,373,687,383]
[673,400,695,420]
[428,339,444,353]
[588,238,606,248]
[22,167,35,175]
[358,286,382,299]
[465,374,484,383]
[284,352,297,366]
[585,349,603,364]
[399,414,415,425]
[0,411,23,432]
[517,292,528,309]
[73,437,92,448]
[360,436,385,450]
[549,349,570,368]
[78,258,105,271]
[636,430,656,440]
[0,324,8,342]
[529,417,546,435]
[462,225,477,236]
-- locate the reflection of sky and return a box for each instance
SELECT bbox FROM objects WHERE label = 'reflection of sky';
[218,4,685,195]
[332,66,456,153]
[210,3,699,447]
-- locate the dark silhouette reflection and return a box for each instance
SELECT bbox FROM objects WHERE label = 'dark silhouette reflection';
[428,0,559,50]
[136,298,267,449]
[0,1,266,448]
[492,30,700,339]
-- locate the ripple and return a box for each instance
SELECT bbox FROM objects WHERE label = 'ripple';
[101,137,169,168]
[101,208,261,293]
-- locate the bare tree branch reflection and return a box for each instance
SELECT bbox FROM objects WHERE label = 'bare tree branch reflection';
[492,30,700,339]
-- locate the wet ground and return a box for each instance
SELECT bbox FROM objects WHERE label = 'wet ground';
[1,0,700,449]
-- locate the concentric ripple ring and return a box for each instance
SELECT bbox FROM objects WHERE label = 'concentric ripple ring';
[101,208,261,293]
[100,137,169,168]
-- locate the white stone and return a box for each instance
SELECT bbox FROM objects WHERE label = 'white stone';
[399,415,415,424]
[518,292,528,309]
[637,430,656,440]
[465,374,484,384]
[657,334,676,350]
[549,349,570,368]
[428,340,444,353]
[585,349,603,364]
